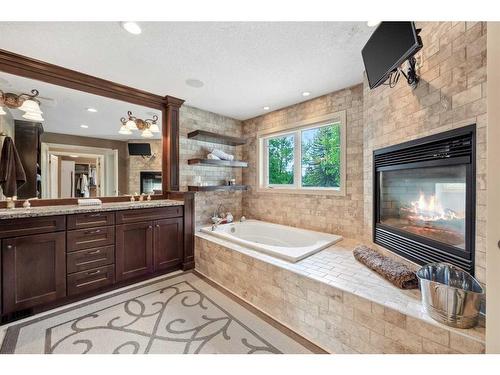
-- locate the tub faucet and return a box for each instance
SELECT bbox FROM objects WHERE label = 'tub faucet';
[211,217,225,231]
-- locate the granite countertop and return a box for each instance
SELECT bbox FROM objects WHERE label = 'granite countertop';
[0,199,184,220]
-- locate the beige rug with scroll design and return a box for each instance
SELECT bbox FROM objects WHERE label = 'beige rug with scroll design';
[0,272,315,354]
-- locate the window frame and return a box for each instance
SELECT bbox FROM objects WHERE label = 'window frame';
[257,110,346,196]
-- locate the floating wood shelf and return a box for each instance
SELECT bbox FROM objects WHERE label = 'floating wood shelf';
[187,130,246,146]
[187,185,248,192]
[187,158,248,168]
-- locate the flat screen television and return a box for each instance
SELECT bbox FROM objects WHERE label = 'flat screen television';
[362,22,422,89]
[128,143,151,156]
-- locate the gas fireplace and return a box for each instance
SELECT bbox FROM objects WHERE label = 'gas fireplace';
[373,125,476,274]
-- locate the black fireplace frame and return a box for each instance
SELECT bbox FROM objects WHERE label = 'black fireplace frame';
[373,125,476,274]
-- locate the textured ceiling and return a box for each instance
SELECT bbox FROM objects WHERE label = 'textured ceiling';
[0,22,373,120]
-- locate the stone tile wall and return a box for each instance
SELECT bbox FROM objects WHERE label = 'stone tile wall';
[195,235,485,354]
[179,105,244,226]
[127,139,162,195]
[363,22,488,282]
[241,85,364,238]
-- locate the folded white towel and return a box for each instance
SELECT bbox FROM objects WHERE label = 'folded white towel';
[78,198,102,206]
[211,148,234,161]
[207,153,221,160]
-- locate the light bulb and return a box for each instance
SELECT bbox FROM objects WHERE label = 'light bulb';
[141,128,153,138]
[118,125,132,135]
[149,124,160,133]
[125,119,137,130]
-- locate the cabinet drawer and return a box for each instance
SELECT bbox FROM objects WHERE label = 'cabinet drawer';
[67,226,115,252]
[67,245,115,274]
[67,265,115,296]
[115,206,183,224]
[0,215,65,239]
[67,212,115,230]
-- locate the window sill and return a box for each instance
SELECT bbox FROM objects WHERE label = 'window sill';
[256,187,346,196]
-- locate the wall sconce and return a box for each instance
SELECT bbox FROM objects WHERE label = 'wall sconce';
[0,89,44,122]
[119,111,159,138]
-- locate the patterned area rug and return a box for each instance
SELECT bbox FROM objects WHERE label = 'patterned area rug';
[0,272,313,354]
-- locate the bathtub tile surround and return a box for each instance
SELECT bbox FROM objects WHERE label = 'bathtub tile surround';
[179,105,244,227]
[242,84,364,239]
[195,233,485,354]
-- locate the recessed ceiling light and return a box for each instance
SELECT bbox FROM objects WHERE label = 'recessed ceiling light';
[185,79,204,88]
[302,91,311,97]
[263,106,270,111]
[69,155,79,158]
[80,124,89,128]
[86,107,97,113]
[120,21,142,35]
[367,21,381,27]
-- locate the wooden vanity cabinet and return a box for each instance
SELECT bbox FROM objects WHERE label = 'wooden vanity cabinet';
[115,221,154,282]
[115,208,184,281]
[154,217,184,272]
[2,231,66,314]
[0,204,188,319]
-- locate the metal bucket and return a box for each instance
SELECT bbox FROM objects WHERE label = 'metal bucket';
[416,263,484,329]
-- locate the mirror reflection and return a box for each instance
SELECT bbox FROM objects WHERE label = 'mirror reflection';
[0,72,162,201]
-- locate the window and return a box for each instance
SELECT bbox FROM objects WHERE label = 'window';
[258,112,346,195]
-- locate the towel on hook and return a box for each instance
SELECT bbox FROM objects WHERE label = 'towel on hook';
[0,136,26,197]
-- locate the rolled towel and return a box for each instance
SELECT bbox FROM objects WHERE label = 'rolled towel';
[206,153,221,160]
[353,245,418,289]
[211,148,234,161]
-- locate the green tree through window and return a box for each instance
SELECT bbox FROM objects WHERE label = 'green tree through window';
[268,135,294,184]
[301,124,341,188]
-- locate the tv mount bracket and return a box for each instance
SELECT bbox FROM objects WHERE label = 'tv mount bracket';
[398,55,419,89]
[386,28,422,89]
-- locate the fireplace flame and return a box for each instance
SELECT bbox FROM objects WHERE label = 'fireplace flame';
[407,192,463,222]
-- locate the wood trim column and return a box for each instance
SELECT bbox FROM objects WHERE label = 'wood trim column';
[162,96,185,192]
[182,191,195,270]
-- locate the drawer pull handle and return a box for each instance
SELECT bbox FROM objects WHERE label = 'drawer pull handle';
[88,214,102,218]
[85,229,102,235]
[148,225,153,229]
[87,270,101,275]
[156,225,160,228]
[87,249,101,255]
[6,244,13,249]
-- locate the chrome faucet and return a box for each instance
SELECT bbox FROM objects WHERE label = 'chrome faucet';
[211,203,226,231]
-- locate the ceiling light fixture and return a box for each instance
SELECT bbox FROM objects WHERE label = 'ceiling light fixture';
[185,79,204,88]
[80,124,89,129]
[86,107,98,113]
[263,106,270,110]
[302,91,311,97]
[121,21,142,35]
[367,21,381,27]
[69,155,79,158]
[0,89,44,122]
[120,111,159,138]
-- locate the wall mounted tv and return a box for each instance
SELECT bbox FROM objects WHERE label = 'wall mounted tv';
[362,22,423,89]
[128,143,152,156]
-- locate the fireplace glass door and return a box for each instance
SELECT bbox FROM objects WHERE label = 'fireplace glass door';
[379,164,467,250]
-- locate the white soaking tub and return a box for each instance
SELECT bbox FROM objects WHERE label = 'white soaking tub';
[200,219,342,262]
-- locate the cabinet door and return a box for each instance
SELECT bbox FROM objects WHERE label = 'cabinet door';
[115,222,153,282]
[2,232,66,314]
[154,217,184,272]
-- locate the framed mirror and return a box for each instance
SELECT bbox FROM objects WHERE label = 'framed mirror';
[0,49,184,203]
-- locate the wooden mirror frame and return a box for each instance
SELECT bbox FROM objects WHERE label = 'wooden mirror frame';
[0,48,184,202]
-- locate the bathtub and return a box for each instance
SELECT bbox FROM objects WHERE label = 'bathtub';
[200,219,342,262]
